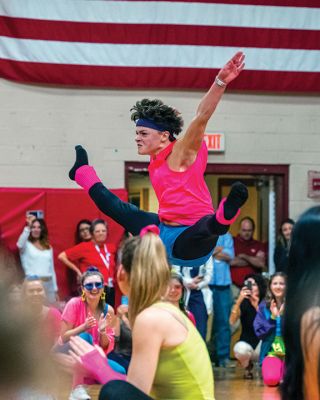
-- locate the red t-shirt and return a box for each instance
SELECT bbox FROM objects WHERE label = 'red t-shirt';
[231,235,265,287]
[65,241,117,285]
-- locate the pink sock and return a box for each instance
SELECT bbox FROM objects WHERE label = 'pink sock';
[215,197,241,225]
[80,349,126,384]
[75,165,101,191]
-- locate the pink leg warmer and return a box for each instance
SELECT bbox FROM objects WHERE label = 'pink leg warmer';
[75,165,101,191]
[80,349,126,385]
[262,356,285,386]
[215,197,241,225]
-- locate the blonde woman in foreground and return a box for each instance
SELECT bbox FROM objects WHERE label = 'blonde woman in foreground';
[69,225,214,400]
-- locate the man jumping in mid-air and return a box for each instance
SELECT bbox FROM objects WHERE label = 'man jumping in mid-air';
[69,51,248,267]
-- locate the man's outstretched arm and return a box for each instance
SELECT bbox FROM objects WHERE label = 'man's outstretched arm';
[172,52,245,168]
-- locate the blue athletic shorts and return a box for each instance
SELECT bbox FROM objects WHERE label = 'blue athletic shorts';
[159,223,213,267]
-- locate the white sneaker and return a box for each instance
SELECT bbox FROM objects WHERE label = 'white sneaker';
[69,385,91,400]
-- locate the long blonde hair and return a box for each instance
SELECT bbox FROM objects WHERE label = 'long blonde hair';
[120,233,170,326]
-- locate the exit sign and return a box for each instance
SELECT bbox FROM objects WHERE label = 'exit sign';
[204,133,225,152]
[308,170,320,198]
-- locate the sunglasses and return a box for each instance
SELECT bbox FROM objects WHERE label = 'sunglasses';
[83,281,104,291]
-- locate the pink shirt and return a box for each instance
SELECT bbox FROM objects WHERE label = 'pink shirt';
[61,297,114,353]
[149,141,214,225]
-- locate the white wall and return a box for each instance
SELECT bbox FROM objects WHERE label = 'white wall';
[1,78,319,220]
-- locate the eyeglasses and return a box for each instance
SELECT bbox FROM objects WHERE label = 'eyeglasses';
[83,281,104,291]
[79,227,90,232]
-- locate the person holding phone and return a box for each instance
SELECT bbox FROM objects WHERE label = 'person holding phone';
[230,274,267,379]
[17,214,58,303]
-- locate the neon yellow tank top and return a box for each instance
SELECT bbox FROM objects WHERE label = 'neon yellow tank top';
[150,302,214,400]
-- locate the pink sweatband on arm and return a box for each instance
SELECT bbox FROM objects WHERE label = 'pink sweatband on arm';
[75,165,101,191]
[215,197,241,225]
[80,349,126,384]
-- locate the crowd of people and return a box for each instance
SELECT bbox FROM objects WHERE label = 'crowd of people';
[1,208,319,400]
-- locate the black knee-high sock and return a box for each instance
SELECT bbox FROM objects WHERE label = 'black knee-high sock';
[223,181,248,220]
[69,145,89,180]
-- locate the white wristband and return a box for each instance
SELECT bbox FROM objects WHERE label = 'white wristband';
[215,76,227,88]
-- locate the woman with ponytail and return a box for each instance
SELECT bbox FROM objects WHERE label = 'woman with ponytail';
[68,226,214,400]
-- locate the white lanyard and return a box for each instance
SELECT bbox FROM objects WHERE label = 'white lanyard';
[95,244,110,271]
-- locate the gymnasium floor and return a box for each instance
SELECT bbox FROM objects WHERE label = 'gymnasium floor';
[81,366,282,400]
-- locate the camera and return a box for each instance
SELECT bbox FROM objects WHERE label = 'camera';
[26,210,44,219]
[244,279,252,291]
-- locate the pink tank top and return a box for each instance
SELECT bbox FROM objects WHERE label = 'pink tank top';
[149,141,214,225]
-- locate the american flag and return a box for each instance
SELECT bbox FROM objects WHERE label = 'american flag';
[0,0,319,92]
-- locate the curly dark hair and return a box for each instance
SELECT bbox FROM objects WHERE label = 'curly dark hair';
[130,98,184,141]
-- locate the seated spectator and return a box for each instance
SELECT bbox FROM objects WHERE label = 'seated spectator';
[209,232,234,367]
[165,271,196,325]
[108,300,132,372]
[22,276,61,348]
[173,258,213,340]
[0,247,59,399]
[230,274,267,379]
[254,272,286,386]
[58,267,118,400]
[273,218,294,274]
[60,267,115,351]
[8,283,23,311]
[58,219,117,306]
[17,214,58,303]
[230,216,266,291]
[282,206,320,400]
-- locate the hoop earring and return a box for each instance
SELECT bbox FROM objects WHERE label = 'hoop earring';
[81,290,86,302]
[100,291,106,301]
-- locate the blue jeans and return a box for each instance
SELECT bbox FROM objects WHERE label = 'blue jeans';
[188,289,208,340]
[210,285,232,361]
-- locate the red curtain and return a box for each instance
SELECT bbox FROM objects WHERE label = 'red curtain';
[0,187,126,298]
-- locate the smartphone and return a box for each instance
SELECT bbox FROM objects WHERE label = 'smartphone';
[26,210,44,219]
[244,279,252,291]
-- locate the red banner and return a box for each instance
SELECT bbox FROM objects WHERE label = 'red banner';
[0,187,126,298]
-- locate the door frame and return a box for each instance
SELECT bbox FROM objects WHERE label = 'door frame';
[125,162,289,229]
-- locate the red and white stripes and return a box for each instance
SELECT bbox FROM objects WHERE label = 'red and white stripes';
[0,0,319,91]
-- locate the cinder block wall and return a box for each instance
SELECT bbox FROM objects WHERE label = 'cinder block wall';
[0,79,319,220]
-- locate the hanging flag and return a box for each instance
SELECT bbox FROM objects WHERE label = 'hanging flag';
[0,0,319,92]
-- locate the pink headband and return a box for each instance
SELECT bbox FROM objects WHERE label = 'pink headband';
[140,224,160,237]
